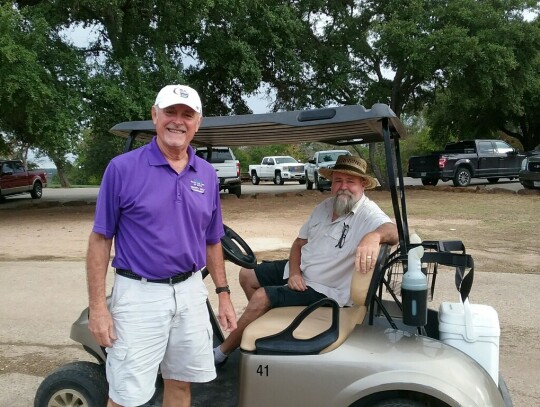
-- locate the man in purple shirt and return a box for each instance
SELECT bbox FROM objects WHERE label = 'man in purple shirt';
[86,84,237,407]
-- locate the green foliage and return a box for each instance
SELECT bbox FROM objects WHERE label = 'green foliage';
[400,113,446,154]
[0,4,86,181]
[3,0,540,187]
[426,4,540,151]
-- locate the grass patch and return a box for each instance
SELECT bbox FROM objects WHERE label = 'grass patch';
[382,189,538,274]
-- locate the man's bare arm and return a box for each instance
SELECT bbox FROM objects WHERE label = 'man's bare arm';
[206,242,237,332]
[355,222,398,273]
[287,237,308,291]
[86,231,115,347]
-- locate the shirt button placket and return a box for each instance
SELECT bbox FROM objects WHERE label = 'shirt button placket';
[176,174,183,202]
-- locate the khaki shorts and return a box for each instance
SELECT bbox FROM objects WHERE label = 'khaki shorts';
[106,272,215,407]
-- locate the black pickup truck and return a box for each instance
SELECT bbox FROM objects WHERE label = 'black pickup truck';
[407,139,524,187]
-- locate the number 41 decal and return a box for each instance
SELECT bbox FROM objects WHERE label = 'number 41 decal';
[256,364,269,376]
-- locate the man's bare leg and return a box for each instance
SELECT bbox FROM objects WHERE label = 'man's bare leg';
[239,267,261,300]
[105,380,190,407]
[219,288,271,354]
[163,380,191,407]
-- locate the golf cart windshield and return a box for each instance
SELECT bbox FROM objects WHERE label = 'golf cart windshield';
[110,103,410,250]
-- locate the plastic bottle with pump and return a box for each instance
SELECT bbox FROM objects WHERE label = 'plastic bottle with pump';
[402,234,428,326]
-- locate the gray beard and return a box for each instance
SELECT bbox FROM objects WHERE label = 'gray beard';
[333,192,359,217]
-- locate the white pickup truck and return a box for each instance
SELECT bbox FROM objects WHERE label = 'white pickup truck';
[249,156,306,185]
[305,149,351,191]
[194,146,242,197]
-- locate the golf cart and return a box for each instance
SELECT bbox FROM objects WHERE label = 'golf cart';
[35,104,512,407]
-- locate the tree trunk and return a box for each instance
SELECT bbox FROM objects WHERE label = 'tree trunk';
[52,160,71,187]
[57,167,70,188]
[369,143,388,190]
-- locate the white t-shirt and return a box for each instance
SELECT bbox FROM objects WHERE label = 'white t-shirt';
[284,194,392,306]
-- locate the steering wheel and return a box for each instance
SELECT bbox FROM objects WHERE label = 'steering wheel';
[221,224,257,269]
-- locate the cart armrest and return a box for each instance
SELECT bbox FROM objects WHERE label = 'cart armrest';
[254,298,339,355]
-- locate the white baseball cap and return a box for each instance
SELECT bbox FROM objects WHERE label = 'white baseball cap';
[154,85,202,114]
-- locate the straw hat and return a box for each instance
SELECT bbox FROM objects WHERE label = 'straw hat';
[319,155,378,189]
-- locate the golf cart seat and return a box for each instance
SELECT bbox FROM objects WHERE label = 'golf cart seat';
[240,244,391,355]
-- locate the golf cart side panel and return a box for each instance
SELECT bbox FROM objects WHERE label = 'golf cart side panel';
[109,103,407,147]
[238,326,505,407]
[70,301,107,364]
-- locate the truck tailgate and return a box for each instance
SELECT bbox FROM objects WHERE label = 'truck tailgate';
[212,162,238,178]
[408,154,440,173]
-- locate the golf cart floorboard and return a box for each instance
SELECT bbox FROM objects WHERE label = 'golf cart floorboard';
[192,349,240,407]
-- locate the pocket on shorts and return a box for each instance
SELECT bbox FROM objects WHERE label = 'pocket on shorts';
[106,344,129,395]
[107,344,128,361]
[109,279,134,314]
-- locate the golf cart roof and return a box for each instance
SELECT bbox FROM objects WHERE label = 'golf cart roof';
[109,103,406,147]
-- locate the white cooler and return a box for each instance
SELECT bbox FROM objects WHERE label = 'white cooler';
[438,300,500,385]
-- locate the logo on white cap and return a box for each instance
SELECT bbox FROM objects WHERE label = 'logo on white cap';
[174,87,189,98]
[154,85,202,114]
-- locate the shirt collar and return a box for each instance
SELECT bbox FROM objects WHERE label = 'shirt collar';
[350,194,367,213]
[147,137,198,172]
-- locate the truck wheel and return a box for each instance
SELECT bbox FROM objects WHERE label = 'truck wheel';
[421,178,438,186]
[251,173,260,185]
[521,180,534,189]
[487,177,499,184]
[370,399,423,407]
[306,173,314,190]
[31,182,43,199]
[228,185,241,197]
[314,172,320,190]
[275,173,284,185]
[453,167,471,187]
[34,361,108,407]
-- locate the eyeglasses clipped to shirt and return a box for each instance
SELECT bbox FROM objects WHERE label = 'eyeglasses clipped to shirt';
[336,223,350,248]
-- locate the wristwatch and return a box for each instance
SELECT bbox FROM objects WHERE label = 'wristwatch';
[215,285,230,294]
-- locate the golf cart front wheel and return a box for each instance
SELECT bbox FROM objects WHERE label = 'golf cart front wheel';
[34,361,107,407]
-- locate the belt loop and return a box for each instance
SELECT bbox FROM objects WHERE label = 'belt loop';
[141,277,148,284]
[169,277,173,285]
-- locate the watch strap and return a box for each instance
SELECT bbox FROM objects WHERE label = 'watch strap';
[215,285,230,294]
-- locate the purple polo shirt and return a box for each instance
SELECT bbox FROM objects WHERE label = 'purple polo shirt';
[92,137,225,279]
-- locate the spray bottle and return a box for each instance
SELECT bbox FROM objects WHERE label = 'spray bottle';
[402,234,428,326]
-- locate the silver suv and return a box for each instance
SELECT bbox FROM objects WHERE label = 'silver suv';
[194,146,242,197]
[305,149,352,191]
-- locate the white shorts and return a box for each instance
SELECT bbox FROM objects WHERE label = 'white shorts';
[106,271,216,407]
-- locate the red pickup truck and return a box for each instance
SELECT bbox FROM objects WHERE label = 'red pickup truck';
[0,159,47,200]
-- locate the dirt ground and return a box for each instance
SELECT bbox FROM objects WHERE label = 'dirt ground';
[0,189,538,406]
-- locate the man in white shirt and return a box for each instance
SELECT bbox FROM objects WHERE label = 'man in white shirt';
[214,155,398,365]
